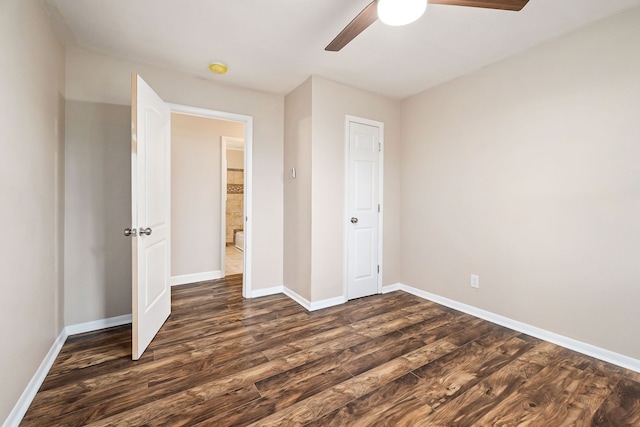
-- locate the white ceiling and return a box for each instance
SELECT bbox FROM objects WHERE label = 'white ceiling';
[44,0,640,99]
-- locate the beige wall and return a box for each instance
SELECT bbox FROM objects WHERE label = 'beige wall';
[227,150,244,170]
[400,9,640,359]
[64,47,284,323]
[0,0,65,421]
[171,113,243,277]
[283,78,313,300]
[64,101,131,324]
[311,77,402,302]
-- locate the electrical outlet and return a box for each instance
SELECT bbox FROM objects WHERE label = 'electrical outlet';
[470,274,480,289]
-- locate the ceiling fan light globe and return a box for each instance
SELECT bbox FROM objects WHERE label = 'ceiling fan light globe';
[377,0,427,26]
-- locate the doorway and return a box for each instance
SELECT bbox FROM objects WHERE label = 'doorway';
[130,75,254,360]
[170,104,253,298]
[222,136,245,276]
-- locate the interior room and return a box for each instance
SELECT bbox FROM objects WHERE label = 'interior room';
[2,0,640,425]
[225,138,245,276]
[171,113,245,285]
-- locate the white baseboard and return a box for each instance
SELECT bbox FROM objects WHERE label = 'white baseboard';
[395,282,640,374]
[251,286,283,298]
[282,287,346,311]
[4,314,134,427]
[3,329,68,427]
[309,296,346,311]
[381,283,401,294]
[282,286,312,310]
[170,271,222,287]
[65,314,132,336]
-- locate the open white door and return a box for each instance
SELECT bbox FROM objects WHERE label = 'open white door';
[130,74,171,360]
[346,118,382,300]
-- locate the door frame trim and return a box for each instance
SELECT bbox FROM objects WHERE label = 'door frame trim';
[220,137,228,279]
[343,115,384,300]
[169,103,253,299]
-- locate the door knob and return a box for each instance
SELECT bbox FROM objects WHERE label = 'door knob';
[139,227,152,236]
[124,228,137,237]
[350,217,358,224]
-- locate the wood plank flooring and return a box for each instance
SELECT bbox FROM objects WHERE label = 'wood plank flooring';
[22,275,640,426]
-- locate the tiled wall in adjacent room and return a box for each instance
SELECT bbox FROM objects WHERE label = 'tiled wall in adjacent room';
[226,168,244,244]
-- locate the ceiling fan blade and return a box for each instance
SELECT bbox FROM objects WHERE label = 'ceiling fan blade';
[325,0,528,52]
[429,0,529,11]
[325,1,378,52]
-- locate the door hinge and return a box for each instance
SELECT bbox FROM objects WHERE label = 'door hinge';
[377,265,380,274]
[378,204,380,213]
[378,142,381,152]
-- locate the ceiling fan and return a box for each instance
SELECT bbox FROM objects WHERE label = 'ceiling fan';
[325,0,530,51]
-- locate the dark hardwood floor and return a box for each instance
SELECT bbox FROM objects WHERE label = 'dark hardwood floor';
[22,275,640,426]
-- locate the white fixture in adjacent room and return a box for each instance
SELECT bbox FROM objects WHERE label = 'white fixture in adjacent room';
[235,231,244,252]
